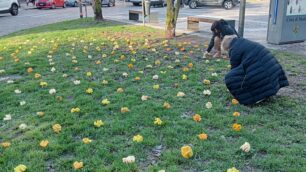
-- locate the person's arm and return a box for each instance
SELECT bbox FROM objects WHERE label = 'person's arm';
[206,34,216,53]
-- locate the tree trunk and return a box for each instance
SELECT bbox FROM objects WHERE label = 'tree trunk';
[92,0,103,21]
[165,0,181,38]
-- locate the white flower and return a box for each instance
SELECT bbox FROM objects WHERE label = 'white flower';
[152,75,159,80]
[24,62,30,65]
[71,56,77,60]
[88,55,92,59]
[158,170,166,172]
[73,80,81,85]
[240,142,251,152]
[177,92,185,97]
[167,65,174,69]
[0,69,5,74]
[203,90,211,96]
[14,89,22,94]
[49,88,56,95]
[205,60,210,63]
[122,72,128,77]
[122,155,135,164]
[3,114,12,121]
[175,59,180,63]
[138,71,144,74]
[48,59,53,62]
[19,123,27,130]
[62,74,68,78]
[175,51,180,55]
[206,102,212,109]
[212,73,218,77]
[146,65,153,68]
[160,71,166,74]
[66,53,70,56]
[103,68,109,72]
[20,101,26,106]
[47,55,52,58]
[141,95,150,101]
[216,59,221,62]
[51,67,56,72]
[7,80,14,84]
[49,62,55,65]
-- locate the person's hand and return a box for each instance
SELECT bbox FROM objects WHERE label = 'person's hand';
[203,51,211,58]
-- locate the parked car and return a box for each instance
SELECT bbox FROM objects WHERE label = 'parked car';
[36,0,66,9]
[0,0,19,16]
[184,0,239,9]
[65,0,79,7]
[130,0,165,7]
[84,0,115,7]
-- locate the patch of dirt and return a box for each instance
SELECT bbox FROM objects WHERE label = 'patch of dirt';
[277,73,306,101]
[0,75,22,82]
[140,145,165,171]
[47,160,56,172]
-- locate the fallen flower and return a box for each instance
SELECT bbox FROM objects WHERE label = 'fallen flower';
[117,88,124,93]
[40,140,49,148]
[181,145,193,159]
[101,99,110,105]
[51,67,56,72]
[52,124,62,133]
[152,75,159,80]
[198,133,208,140]
[153,84,160,90]
[163,102,171,109]
[122,155,135,164]
[154,118,163,125]
[94,120,104,127]
[73,80,81,85]
[141,95,150,101]
[232,123,242,132]
[37,112,45,117]
[227,167,239,172]
[233,112,240,117]
[177,92,186,97]
[15,89,22,94]
[34,73,41,79]
[240,142,251,152]
[203,90,211,96]
[71,107,80,113]
[193,114,201,122]
[49,88,56,95]
[1,142,11,148]
[206,102,212,109]
[14,164,27,172]
[73,161,83,170]
[86,72,92,77]
[232,99,239,105]
[211,72,218,77]
[20,101,26,106]
[82,138,92,144]
[203,79,211,85]
[40,81,48,87]
[133,134,143,142]
[86,88,93,94]
[3,114,12,121]
[19,123,27,130]
[121,107,130,113]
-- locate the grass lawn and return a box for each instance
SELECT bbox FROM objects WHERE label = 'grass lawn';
[0,19,306,172]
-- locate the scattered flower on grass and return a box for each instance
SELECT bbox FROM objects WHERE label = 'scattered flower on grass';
[154,118,163,125]
[102,80,108,85]
[15,89,21,94]
[40,140,49,148]
[141,95,150,101]
[152,75,159,80]
[51,67,56,72]
[3,114,12,121]
[62,74,68,78]
[86,72,92,77]
[34,73,41,79]
[133,134,143,142]
[232,123,242,132]
[206,102,212,109]
[52,124,62,133]
[163,102,171,109]
[71,107,80,113]
[203,79,211,85]
[182,74,188,80]
[211,72,218,77]
[101,99,110,105]
[40,81,48,87]
[233,112,240,117]
[82,138,92,144]
[122,72,128,77]
[19,123,27,130]
[86,88,93,94]
[121,107,130,113]
[73,161,83,170]
[177,92,186,97]
[203,90,211,96]
[49,88,56,95]
[94,120,104,127]
[232,99,239,105]
[134,76,141,81]
[181,145,193,159]
[240,142,251,152]
[14,164,27,172]
[153,84,160,90]
[117,88,124,93]
[122,156,135,164]
[1,142,11,148]
[227,167,239,172]
[27,67,33,73]
[7,80,14,84]
[20,101,26,106]
[188,63,193,68]
[128,63,134,69]
[73,80,80,85]
[37,112,45,117]
[193,114,201,122]
[198,133,208,140]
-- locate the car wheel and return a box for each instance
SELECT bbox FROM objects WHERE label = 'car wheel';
[10,4,18,16]
[223,0,233,9]
[188,0,197,9]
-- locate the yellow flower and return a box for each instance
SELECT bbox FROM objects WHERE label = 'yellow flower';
[82,138,92,144]
[182,74,188,80]
[73,161,83,170]
[188,63,193,68]
[86,88,93,94]
[94,120,104,127]
[86,72,92,77]
[133,134,143,142]
[14,164,27,172]
[203,79,211,85]
[102,54,107,58]
[34,73,41,79]
[155,59,161,66]
[102,80,108,85]
[71,107,80,113]
[163,102,171,109]
[227,167,239,172]
[37,111,45,117]
[52,124,62,133]
[193,114,201,122]
[232,99,239,105]
[120,55,126,60]
[233,112,240,117]
[121,107,130,113]
[96,60,102,64]
[198,133,208,140]
[1,142,11,148]
[181,145,193,159]
[134,76,141,81]
[40,81,48,87]
[117,88,124,93]
[182,67,189,72]
[154,118,163,125]
[232,123,242,132]
[128,63,134,69]
[40,140,49,148]
[153,84,160,90]
[101,99,110,105]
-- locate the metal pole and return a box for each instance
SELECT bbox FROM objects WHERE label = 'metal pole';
[142,0,145,26]
[238,0,246,37]
[79,0,83,18]
[84,3,87,18]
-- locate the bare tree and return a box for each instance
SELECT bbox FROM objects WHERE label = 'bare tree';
[165,0,181,38]
[92,0,103,21]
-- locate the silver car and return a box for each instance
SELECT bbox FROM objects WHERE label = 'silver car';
[184,0,239,9]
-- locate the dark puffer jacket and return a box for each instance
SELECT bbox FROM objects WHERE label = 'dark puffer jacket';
[225,38,289,105]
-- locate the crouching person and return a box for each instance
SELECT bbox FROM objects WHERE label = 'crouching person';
[222,35,289,105]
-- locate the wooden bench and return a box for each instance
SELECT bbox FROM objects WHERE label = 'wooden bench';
[187,16,235,31]
[129,10,159,23]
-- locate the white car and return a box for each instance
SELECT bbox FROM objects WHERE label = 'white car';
[0,0,19,16]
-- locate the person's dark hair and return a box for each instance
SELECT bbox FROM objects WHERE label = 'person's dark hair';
[211,19,228,32]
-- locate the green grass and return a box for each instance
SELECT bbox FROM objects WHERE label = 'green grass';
[0,19,306,172]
